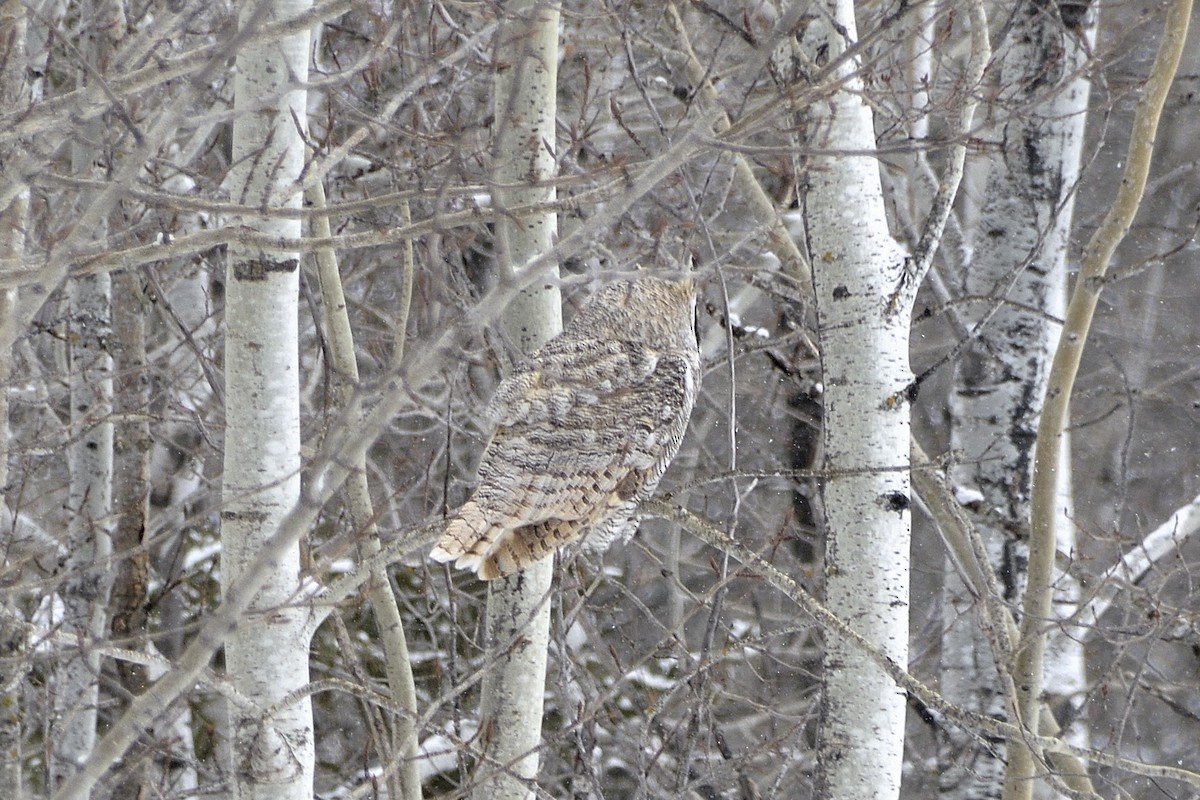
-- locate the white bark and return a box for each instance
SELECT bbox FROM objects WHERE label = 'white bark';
[54,3,116,790]
[797,4,911,798]
[1010,0,1189,796]
[221,0,313,798]
[943,3,1094,796]
[57,276,114,800]
[473,3,561,799]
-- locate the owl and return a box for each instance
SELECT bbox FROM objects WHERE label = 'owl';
[430,276,701,580]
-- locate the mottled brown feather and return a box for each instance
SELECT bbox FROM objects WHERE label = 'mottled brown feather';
[429,277,700,579]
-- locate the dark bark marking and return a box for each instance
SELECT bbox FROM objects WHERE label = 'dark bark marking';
[233,257,299,281]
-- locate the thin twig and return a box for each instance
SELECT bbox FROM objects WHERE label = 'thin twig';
[1012,2,1193,796]
[642,498,1196,794]
[307,176,423,800]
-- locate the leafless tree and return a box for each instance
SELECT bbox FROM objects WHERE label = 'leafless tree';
[1,2,1198,800]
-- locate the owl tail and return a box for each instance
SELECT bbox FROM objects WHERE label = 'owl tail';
[429,503,565,580]
[429,502,495,573]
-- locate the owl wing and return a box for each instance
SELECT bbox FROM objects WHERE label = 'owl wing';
[483,338,659,427]
[430,339,699,579]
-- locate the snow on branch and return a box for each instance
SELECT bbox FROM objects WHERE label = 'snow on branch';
[1081,492,1200,628]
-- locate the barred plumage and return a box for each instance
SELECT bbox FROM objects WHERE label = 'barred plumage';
[430,277,700,579]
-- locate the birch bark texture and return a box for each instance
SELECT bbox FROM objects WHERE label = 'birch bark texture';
[472,2,561,799]
[220,0,313,798]
[794,2,912,798]
[1010,1,1191,796]
[943,3,1094,797]
[55,1,117,792]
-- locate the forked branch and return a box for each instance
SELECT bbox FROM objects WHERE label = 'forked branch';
[1010,2,1194,798]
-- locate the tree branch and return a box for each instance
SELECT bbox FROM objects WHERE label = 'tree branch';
[644,498,1197,794]
[1012,1,1193,796]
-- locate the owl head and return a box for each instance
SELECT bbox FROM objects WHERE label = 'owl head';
[574,276,698,349]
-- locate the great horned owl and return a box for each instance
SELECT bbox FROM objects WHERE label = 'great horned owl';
[430,276,701,580]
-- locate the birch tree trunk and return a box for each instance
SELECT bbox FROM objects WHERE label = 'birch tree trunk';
[473,3,561,798]
[795,3,912,798]
[57,247,113,800]
[0,0,29,793]
[221,0,313,797]
[943,4,1093,796]
[54,3,117,792]
[1008,1,1190,796]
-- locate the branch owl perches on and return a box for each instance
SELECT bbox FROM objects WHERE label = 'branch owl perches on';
[430,276,701,579]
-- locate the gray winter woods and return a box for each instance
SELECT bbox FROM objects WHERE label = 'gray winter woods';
[0,1,1198,799]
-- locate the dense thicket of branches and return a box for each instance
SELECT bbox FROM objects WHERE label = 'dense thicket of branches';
[1,1,1198,798]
